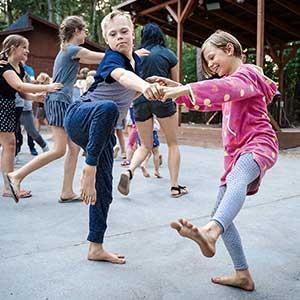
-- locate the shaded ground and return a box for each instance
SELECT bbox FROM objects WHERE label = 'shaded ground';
[0,135,299,300]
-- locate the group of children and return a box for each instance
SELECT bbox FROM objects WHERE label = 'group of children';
[0,10,279,292]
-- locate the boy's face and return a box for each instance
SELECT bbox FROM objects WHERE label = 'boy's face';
[105,15,134,57]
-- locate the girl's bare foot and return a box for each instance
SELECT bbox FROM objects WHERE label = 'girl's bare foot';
[88,243,126,264]
[141,166,150,178]
[170,219,216,257]
[211,270,255,291]
[7,172,21,193]
[80,165,96,205]
[154,171,162,178]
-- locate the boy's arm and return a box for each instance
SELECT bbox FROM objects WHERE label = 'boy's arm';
[111,68,161,100]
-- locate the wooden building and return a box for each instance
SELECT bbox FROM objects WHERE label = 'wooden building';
[0,13,105,76]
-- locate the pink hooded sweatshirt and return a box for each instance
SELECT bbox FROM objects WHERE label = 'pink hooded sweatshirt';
[176,64,279,195]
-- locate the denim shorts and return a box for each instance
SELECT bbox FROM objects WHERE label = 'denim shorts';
[133,97,176,122]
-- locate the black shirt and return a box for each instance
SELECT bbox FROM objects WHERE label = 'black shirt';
[0,63,25,100]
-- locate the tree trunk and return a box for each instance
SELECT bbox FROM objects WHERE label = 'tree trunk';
[47,0,54,23]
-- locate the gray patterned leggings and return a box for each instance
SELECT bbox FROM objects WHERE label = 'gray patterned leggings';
[211,153,260,270]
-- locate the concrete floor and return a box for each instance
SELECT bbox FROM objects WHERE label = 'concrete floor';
[0,140,300,300]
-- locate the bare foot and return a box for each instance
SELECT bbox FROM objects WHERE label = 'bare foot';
[141,166,150,178]
[211,270,255,291]
[88,248,126,264]
[154,171,162,178]
[80,165,97,205]
[7,172,21,193]
[170,219,216,257]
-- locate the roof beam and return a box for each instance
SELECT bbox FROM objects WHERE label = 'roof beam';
[272,0,300,17]
[189,15,254,48]
[180,0,197,23]
[224,0,300,39]
[139,0,177,16]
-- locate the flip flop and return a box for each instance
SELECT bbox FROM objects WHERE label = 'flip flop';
[117,170,133,196]
[2,190,32,199]
[58,196,82,203]
[4,173,19,203]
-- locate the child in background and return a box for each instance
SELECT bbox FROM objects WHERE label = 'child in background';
[140,118,162,178]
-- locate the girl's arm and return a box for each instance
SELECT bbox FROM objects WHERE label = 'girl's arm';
[75,48,105,65]
[3,70,63,94]
[111,68,162,100]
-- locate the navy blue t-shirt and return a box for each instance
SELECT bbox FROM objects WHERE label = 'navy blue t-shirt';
[82,48,141,116]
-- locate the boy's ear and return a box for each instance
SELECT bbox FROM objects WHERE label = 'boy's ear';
[225,43,234,56]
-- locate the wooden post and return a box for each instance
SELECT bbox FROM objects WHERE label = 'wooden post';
[256,0,265,67]
[177,0,183,126]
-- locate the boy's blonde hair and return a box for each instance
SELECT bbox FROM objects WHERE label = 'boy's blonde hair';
[0,34,28,60]
[101,10,133,40]
[201,30,242,77]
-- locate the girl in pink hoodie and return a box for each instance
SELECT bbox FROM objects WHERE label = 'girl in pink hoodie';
[149,30,278,291]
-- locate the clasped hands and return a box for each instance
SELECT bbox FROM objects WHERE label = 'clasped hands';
[142,76,189,101]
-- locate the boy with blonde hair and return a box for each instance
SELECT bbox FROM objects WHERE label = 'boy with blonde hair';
[64,10,160,263]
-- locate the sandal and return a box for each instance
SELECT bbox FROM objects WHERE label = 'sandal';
[117,170,133,196]
[4,173,19,203]
[121,160,130,167]
[2,190,32,199]
[171,185,188,198]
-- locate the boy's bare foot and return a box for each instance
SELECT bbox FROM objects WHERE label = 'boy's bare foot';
[141,166,150,178]
[88,243,126,264]
[211,270,255,291]
[170,219,216,257]
[80,165,97,205]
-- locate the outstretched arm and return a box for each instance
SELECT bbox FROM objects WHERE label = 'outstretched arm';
[3,70,63,94]
[75,48,105,65]
[111,68,162,100]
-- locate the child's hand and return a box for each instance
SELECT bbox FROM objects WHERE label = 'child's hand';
[146,76,181,87]
[143,82,164,100]
[161,85,190,101]
[46,82,63,92]
[34,92,46,103]
[135,48,150,57]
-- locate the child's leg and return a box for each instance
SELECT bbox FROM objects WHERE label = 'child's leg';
[152,147,162,178]
[211,153,260,231]
[65,101,124,263]
[141,153,150,178]
[171,154,259,290]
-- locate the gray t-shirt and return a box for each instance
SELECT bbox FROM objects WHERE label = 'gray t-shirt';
[48,44,82,103]
[81,48,141,118]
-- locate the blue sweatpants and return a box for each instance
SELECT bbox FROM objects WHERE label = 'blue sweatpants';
[64,100,119,243]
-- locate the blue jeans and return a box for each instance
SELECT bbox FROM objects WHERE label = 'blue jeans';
[64,100,119,243]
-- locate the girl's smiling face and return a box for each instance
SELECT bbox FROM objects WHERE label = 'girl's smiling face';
[203,42,235,77]
[105,15,134,57]
[13,40,30,62]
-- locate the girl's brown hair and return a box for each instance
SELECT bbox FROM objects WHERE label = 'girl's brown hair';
[201,30,242,78]
[0,34,28,60]
[59,16,86,48]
